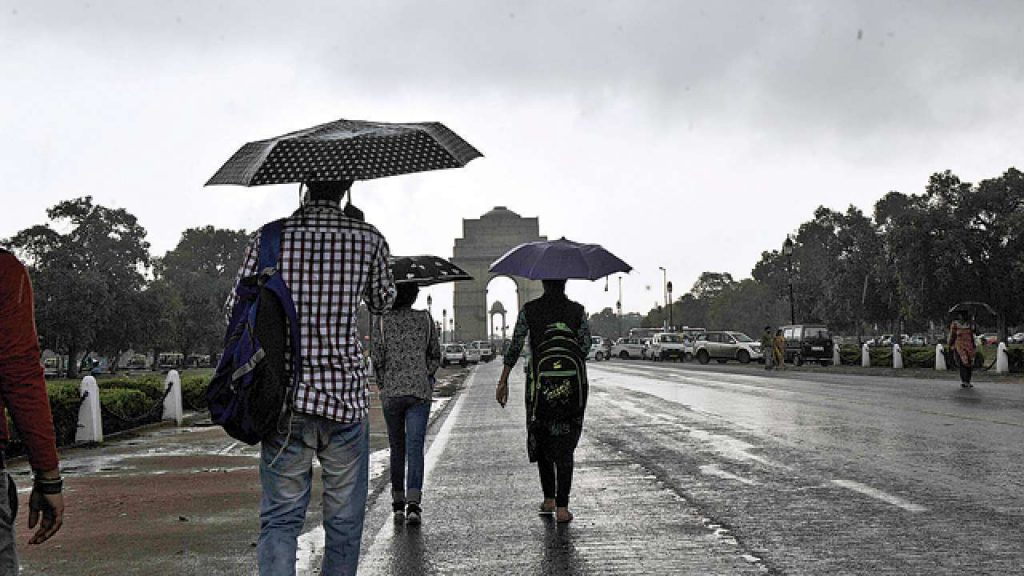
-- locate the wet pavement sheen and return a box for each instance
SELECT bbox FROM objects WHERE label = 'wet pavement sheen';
[356,361,765,575]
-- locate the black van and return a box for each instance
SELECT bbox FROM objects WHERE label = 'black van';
[780,324,834,366]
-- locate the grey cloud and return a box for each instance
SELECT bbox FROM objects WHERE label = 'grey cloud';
[5,1,1024,145]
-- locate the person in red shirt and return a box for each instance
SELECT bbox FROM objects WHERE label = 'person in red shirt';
[0,249,64,571]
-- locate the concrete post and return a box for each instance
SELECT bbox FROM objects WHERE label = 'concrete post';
[935,344,947,371]
[893,344,903,369]
[861,343,870,367]
[76,375,103,444]
[832,343,841,366]
[162,370,183,425]
[996,342,1009,374]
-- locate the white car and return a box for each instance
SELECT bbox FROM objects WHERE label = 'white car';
[464,343,481,364]
[470,340,495,362]
[610,337,645,359]
[648,332,688,362]
[441,344,467,367]
[587,335,609,361]
[693,331,763,364]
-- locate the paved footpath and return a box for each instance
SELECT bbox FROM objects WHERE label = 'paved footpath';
[355,361,764,576]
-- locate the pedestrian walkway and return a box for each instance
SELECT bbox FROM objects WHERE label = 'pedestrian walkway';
[356,361,765,576]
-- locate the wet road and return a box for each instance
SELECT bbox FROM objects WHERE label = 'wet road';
[582,361,1024,575]
[358,360,1023,575]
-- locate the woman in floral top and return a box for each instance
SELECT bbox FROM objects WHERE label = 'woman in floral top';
[496,280,591,524]
[948,310,977,388]
[371,284,440,524]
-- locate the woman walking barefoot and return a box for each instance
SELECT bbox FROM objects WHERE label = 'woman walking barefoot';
[496,280,591,524]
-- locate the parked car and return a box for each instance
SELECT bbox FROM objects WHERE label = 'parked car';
[1010,332,1024,344]
[906,334,927,347]
[587,335,610,361]
[979,333,999,345]
[780,324,834,366]
[693,331,763,364]
[648,332,688,361]
[640,338,654,360]
[463,343,482,364]
[610,337,645,359]
[441,344,467,367]
[469,340,495,362]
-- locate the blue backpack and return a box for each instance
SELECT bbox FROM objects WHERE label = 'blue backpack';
[207,220,302,445]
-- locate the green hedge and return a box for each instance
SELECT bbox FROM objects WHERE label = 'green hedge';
[96,376,166,402]
[99,388,156,435]
[181,375,210,410]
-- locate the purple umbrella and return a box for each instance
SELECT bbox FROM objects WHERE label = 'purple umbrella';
[489,238,632,280]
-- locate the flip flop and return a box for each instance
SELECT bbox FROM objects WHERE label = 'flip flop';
[538,503,555,516]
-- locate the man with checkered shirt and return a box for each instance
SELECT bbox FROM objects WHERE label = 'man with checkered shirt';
[229,179,395,575]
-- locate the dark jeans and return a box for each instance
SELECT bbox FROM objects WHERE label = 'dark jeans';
[537,455,574,507]
[382,395,430,504]
[959,359,973,384]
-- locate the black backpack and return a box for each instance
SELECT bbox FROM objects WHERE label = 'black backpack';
[529,319,588,424]
[206,220,302,445]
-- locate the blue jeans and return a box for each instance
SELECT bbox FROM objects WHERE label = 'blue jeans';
[258,413,368,576]
[382,396,430,504]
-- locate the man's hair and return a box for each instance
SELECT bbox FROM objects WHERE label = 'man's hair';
[305,180,354,203]
[542,279,567,295]
[392,283,419,310]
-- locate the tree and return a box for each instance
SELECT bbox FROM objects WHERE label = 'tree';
[156,226,251,362]
[4,197,150,377]
[689,272,736,301]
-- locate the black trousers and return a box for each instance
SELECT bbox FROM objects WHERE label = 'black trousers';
[537,455,574,507]
[959,359,973,384]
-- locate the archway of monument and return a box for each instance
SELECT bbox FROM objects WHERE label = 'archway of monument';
[451,206,545,343]
[486,275,519,344]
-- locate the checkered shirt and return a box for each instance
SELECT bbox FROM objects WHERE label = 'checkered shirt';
[229,200,396,423]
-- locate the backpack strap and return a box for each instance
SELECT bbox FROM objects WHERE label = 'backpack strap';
[258,219,286,271]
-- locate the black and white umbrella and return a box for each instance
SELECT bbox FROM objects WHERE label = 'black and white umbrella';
[391,255,472,286]
[206,118,483,186]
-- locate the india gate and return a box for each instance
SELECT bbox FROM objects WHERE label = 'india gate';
[451,207,545,343]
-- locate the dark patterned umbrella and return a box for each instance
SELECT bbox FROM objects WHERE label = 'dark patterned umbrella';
[391,255,473,286]
[489,237,632,280]
[206,118,482,186]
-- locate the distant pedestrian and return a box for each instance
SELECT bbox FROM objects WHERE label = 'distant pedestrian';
[948,310,977,388]
[496,280,592,524]
[761,326,774,370]
[0,250,65,572]
[371,283,441,525]
[229,180,396,576]
[773,329,786,369]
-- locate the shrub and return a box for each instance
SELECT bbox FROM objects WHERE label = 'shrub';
[181,375,210,411]
[99,388,157,435]
[96,375,166,402]
[47,381,85,446]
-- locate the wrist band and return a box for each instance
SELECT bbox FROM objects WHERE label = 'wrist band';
[33,477,63,495]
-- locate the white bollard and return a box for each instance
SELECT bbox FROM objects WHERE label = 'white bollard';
[162,370,183,425]
[833,343,841,366]
[862,343,871,367]
[935,344,947,371]
[996,342,1009,374]
[893,344,903,369]
[76,375,103,444]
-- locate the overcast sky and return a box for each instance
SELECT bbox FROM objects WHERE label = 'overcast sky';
[3,0,1023,330]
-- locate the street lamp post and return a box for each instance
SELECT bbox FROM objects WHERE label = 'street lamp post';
[658,266,668,330]
[616,275,623,338]
[782,237,796,325]
[667,281,674,330]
